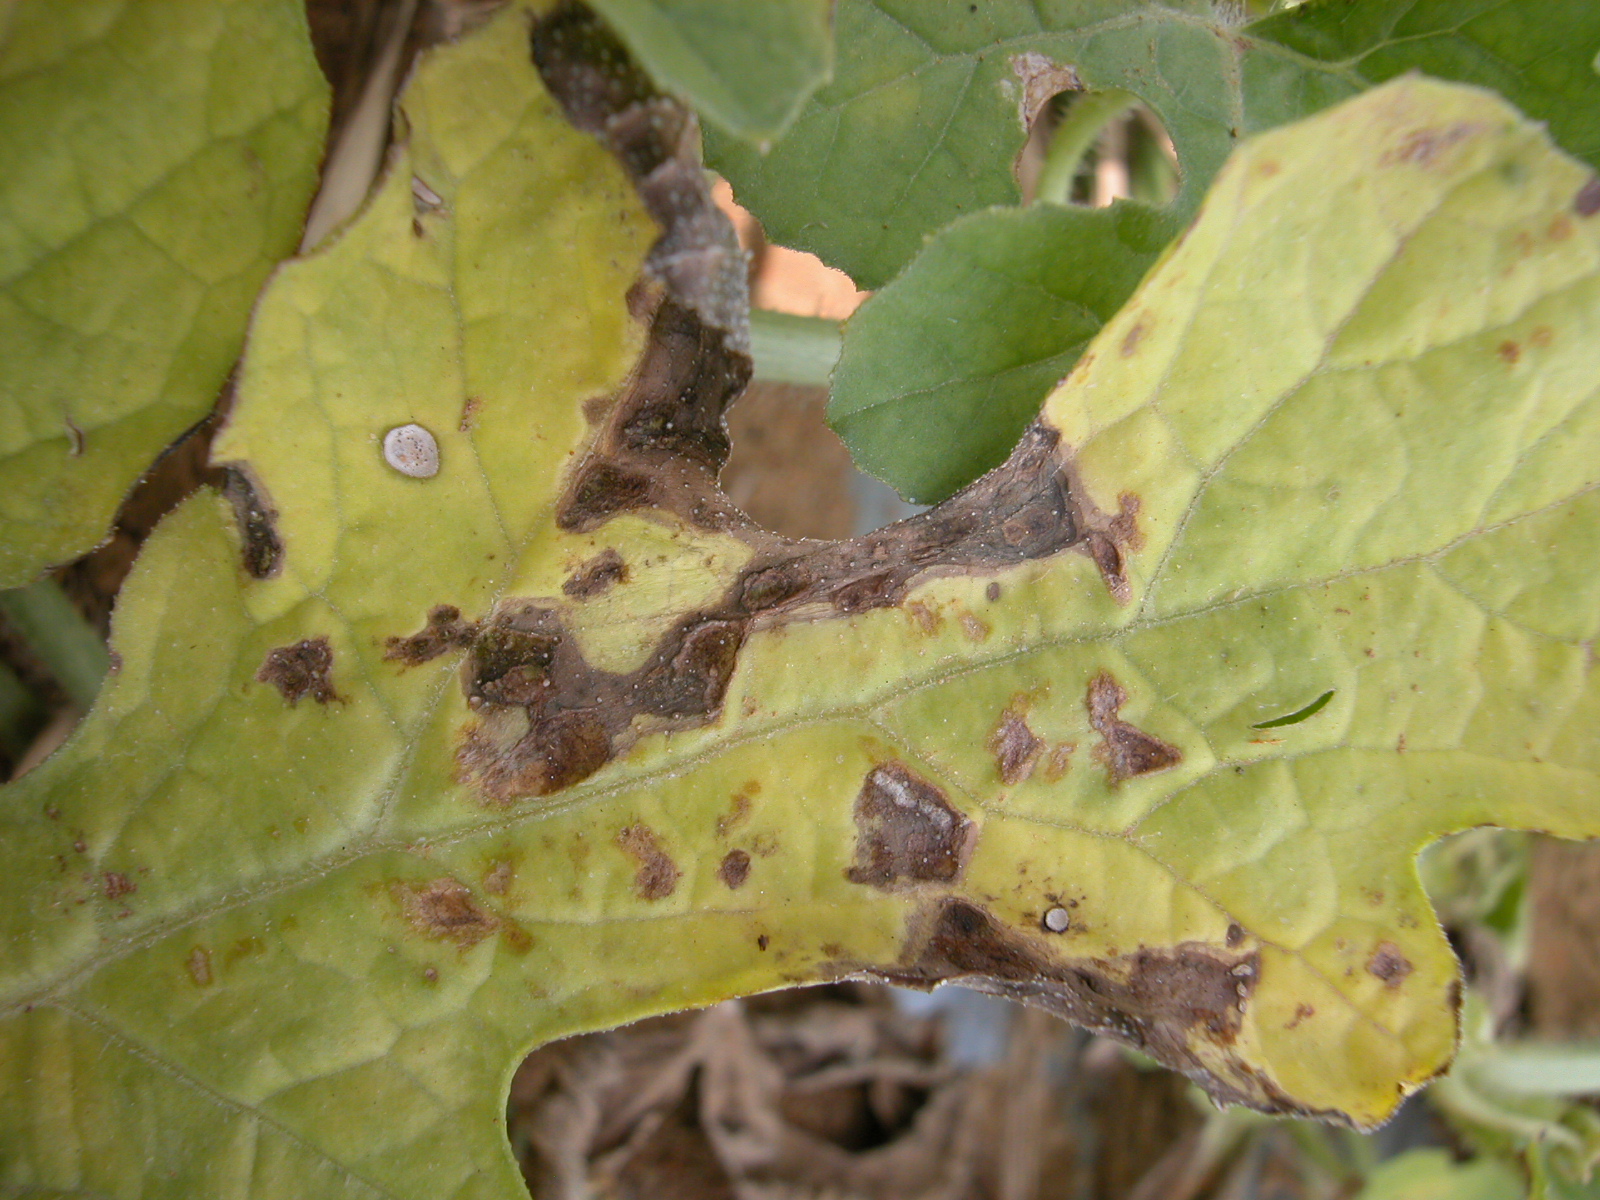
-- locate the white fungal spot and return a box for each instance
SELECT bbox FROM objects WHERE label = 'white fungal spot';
[1043,906,1071,933]
[384,424,439,478]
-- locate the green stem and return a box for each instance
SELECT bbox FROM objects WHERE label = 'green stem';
[1471,1042,1600,1097]
[749,308,842,387]
[1035,88,1139,207]
[0,579,110,711]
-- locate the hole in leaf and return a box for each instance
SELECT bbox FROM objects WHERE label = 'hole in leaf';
[1020,90,1179,209]
[712,180,920,535]
[504,983,1206,1196]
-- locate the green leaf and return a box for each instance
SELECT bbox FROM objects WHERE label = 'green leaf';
[713,0,1600,291]
[1251,0,1600,172]
[588,0,833,141]
[0,0,330,586]
[722,0,1600,502]
[4,34,1600,1200]
[1352,1149,1524,1200]
[829,202,1164,502]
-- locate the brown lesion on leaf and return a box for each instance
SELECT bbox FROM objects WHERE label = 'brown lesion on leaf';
[256,637,339,705]
[1008,52,1083,132]
[617,823,680,900]
[384,605,478,666]
[846,763,977,890]
[1379,123,1481,168]
[718,848,751,890]
[851,898,1324,1120]
[102,872,135,900]
[1573,177,1600,216]
[400,8,1159,806]
[396,877,499,948]
[1367,941,1413,988]
[1086,670,1182,783]
[562,548,628,599]
[988,698,1044,785]
[217,464,283,579]
[1078,490,1144,604]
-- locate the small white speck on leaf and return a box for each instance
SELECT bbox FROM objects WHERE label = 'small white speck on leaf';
[1043,906,1071,933]
[384,424,439,478]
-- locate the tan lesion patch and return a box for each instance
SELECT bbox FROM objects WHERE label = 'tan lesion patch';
[846,763,977,889]
[395,877,499,948]
[617,823,680,900]
[1086,670,1182,783]
[987,698,1044,786]
[1008,52,1083,131]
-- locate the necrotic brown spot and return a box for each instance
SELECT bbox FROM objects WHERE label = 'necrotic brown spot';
[384,605,477,666]
[397,878,499,948]
[617,823,680,900]
[1086,670,1182,783]
[869,901,1265,1100]
[562,548,628,599]
[719,848,751,889]
[988,701,1043,785]
[846,763,976,889]
[1575,177,1600,216]
[102,872,135,900]
[1226,922,1245,948]
[257,637,338,705]
[986,581,1002,602]
[218,465,284,579]
[1367,941,1413,988]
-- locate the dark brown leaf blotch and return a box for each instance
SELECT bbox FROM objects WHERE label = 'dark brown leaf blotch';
[1086,670,1181,783]
[256,637,338,705]
[988,702,1044,785]
[562,548,628,599]
[846,763,975,889]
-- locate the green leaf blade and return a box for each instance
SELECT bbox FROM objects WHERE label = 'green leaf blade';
[829,202,1164,502]
[588,0,834,141]
[0,0,330,585]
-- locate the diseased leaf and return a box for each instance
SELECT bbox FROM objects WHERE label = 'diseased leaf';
[726,0,1600,501]
[0,0,329,585]
[2,16,1598,1198]
[588,0,833,141]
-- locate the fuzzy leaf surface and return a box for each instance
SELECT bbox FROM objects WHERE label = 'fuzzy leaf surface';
[792,0,1600,501]
[1,28,1598,1200]
[0,0,329,584]
[589,0,833,141]
[712,0,1600,290]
